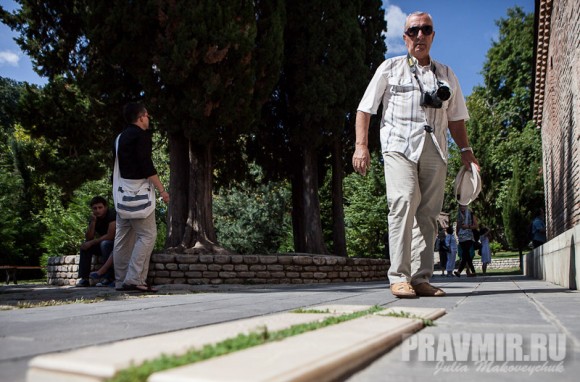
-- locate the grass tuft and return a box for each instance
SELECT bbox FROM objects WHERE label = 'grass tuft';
[108,305,384,382]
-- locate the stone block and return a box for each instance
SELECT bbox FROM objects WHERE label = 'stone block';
[170,271,185,278]
[154,264,165,270]
[230,255,244,264]
[259,256,278,264]
[243,255,260,264]
[208,264,223,271]
[199,255,214,263]
[267,265,284,271]
[203,271,219,278]
[214,255,231,264]
[238,272,256,278]
[249,265,267,271]
[151,253,176,263]
[222,264,234,271]
[175,254,199,264]
[219,272,237,278]
[312,257,326,265]
[234,264,249,271]
[185,271,202,278]
[166,263,178,271]
[293,256,313,265]
[156,271,170,277]
[189,264,208,271]
[313,272,328,279]
[277,256,293,265]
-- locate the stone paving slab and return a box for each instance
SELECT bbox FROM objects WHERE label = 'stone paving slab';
[148,313,438,382]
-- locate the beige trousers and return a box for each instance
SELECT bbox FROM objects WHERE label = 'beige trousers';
[113,211,157,287]
[383,137,447,285]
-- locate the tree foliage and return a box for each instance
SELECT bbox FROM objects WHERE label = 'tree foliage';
[343,154,387,258]
[213,164,291,254]
[444,7,541,248]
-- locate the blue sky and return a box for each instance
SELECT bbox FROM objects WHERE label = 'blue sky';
[0,0,534,96]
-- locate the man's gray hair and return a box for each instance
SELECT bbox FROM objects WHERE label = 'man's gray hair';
[405,11,434,28]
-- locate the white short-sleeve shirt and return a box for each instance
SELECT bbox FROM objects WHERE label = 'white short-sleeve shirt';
[357,55,469,163]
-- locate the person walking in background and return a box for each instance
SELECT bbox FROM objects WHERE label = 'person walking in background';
[479,226,491,274]
[531,208,547,248]
[113,102,169,293]
[352,11,478,298]
[76,196,116,287]
[436,226,448,276]
[444,226,457,277]
[454,203,478,277]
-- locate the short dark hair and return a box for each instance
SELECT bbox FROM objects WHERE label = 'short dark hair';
[89,196,108,207]
[123,102,146,124]
[446,226,454,235]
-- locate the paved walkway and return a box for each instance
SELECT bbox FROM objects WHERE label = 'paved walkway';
[1,275,578,382]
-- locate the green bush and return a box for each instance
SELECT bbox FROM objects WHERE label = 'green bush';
[489,241,502,255]
[37,179,112,265]
[213,165,291,255]
[343,154,388,258]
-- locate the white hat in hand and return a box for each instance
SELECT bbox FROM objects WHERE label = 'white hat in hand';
[455,162,482,205]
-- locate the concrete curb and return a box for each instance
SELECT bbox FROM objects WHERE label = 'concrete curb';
[26,305,445,382]
[149,307,445,382]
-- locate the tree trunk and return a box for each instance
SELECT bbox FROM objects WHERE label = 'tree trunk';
[331,140,347,257]
[291,145,328,254]
[166,132,189,250]
[166,135,224,254]
[181,141,217,250]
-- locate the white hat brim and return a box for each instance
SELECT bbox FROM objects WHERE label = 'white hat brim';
[455,163,482,205]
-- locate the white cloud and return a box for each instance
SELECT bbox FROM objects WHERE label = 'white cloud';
[0,50,20,66]
[382,1,407,56]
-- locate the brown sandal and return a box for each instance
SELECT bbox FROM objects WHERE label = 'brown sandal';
[390,282,417,298]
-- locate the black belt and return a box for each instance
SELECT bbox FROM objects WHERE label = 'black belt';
[424,125,434,133]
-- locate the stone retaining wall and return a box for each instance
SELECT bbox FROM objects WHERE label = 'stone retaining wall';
[472,258,520,270]
[46,254,389,286]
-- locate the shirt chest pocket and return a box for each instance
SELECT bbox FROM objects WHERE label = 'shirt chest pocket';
[388,79,416,103]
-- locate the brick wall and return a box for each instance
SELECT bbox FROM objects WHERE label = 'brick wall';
[46,254,389,286]
[540,0,580,238]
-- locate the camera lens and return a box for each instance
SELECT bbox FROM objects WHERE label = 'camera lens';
[436,86,451,101]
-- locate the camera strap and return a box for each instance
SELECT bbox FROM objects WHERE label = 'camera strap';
[407,53,437,94]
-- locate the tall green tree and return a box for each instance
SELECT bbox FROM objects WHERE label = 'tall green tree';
[0,77,45,265]
[2,1,285,254]
[252,0,382,255]
[444,7,541,245]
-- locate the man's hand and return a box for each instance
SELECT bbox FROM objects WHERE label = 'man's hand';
[352,145,371,176]
[461,150,480,172]
[80,240,95,251]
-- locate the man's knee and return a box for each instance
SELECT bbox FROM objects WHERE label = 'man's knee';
[100,240,114,257]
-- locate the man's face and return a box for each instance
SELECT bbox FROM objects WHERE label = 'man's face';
[91,203,107,218]
[403,14,435,62]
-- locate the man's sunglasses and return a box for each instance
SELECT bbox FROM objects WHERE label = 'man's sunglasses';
[405,25,434,37]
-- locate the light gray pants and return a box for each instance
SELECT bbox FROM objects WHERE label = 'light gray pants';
[383,137,447,285]
[113,211,157,287]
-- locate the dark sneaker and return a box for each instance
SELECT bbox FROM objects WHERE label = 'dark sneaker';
[89,272,101,280]
[75,279,90,287]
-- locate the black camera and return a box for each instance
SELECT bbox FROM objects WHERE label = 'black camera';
[420,82,451,108]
